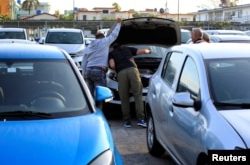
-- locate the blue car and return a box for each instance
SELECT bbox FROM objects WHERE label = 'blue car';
[0,43,123,165]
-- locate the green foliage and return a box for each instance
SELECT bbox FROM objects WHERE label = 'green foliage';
[112,2,121,12]
[60,13,74,20]
[0,15,11,21]
[21,0,39,14]
[132,12,156,18]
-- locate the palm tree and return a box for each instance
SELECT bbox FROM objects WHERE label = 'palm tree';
[21,0,39,15]
[112,2,121,12]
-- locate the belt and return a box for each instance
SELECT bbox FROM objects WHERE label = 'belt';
[87,66,107,72]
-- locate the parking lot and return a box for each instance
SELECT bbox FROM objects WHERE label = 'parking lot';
[104,105,175,165]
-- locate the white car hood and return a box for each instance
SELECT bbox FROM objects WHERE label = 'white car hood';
[220,110,250,147]
[46,43,85,54]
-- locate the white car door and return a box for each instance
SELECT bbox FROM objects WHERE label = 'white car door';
[167,56,204,164]
[157,52,186,152]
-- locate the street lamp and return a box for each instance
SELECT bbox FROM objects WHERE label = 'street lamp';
[178,0,180,21]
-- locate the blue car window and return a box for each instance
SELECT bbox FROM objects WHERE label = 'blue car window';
[0,60,89,116]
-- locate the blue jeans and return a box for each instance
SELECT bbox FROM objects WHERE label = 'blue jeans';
[84,67,107,97]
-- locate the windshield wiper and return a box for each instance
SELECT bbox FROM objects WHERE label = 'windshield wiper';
[214,102,250,109]
[0,111,52,119]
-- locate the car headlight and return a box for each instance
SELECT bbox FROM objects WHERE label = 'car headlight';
[89,149,114,165]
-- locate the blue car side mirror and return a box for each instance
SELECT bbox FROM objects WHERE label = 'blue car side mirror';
[95,86,113,102]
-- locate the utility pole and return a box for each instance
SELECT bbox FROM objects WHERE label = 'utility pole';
[178,0,180,21]
[73,0,75,20]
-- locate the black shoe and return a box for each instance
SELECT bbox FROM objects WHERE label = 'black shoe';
[123,120,132,128]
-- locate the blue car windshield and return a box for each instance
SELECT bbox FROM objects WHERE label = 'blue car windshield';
[0,59,89,117]
[207,58,250,108]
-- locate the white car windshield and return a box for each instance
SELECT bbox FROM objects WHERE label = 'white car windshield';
[0,32,26,39]
[207,58,250,108]
[46,32,83,44]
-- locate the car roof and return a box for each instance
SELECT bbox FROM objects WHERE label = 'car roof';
[205,30,246,35]
[0,28,25,32]
[172,43,250,60]
[47,28,83,32]
[0,43,65,59]
[210,35,250,42]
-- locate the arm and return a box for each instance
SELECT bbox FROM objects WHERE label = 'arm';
[102,18,122,46]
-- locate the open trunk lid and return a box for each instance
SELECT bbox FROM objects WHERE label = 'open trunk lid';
[112,17,181,46]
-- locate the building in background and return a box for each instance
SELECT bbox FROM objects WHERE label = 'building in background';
[0,0,20,19]
[75,6,194,21]
[75,7,133,20]
[18,2,50,19]
[195,3,250,23]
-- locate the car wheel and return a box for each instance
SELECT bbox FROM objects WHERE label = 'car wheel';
[146,114,165,157]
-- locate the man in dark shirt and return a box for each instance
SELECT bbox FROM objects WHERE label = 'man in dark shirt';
[109,44,151,128]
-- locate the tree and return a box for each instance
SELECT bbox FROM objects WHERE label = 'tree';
[22,0,39,15]
[112,2,121,12]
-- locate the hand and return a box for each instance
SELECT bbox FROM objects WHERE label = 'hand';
[145,49,151,54]
[116,18,122,23]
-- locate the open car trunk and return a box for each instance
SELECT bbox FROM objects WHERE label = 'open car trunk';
[112,17,181,46]
[107,17,180,104]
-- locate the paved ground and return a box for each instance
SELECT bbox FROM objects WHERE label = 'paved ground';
[108,119,175,165]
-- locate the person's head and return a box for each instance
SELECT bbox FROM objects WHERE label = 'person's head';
[95,31,105,39]
[202,32,210,43]
[191,28,203,43]
[112,43,121,50]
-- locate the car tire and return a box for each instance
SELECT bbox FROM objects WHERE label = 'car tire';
[146,114,165,157]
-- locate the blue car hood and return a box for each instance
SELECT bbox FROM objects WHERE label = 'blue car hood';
[220,110,250,147]
[0,113,112,165]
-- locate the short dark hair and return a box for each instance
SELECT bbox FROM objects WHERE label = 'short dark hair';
[95,33,105,39]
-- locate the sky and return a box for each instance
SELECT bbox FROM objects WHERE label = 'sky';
[40,0,250,14]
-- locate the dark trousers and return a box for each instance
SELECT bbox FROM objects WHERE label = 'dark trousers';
[84,67,106,97]
[117,67,144,121]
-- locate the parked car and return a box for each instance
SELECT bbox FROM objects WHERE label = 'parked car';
[146,43,250,165]
[0,39,36,44]
[0,28,28,40]
[43,28,85,71]
[181,29,191,44]
[106,17,181,104]
[205,29,247,36]
[209,34,250,43]
[245,30,250,36]
[84,37,95,46]
[0,43,123,165]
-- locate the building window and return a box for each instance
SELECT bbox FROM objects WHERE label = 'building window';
[83,15,86,20]
[181,18,187,21]
[103,10,109,14]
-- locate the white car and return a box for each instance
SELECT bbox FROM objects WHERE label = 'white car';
[146,43,250,164]
[0,28,28,40]
[43,28,85,70]
[205,29,247,36]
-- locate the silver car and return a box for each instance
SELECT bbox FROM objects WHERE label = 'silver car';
[146,43,250,164]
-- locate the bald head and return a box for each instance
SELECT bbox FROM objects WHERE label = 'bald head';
[191,28,203,43]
